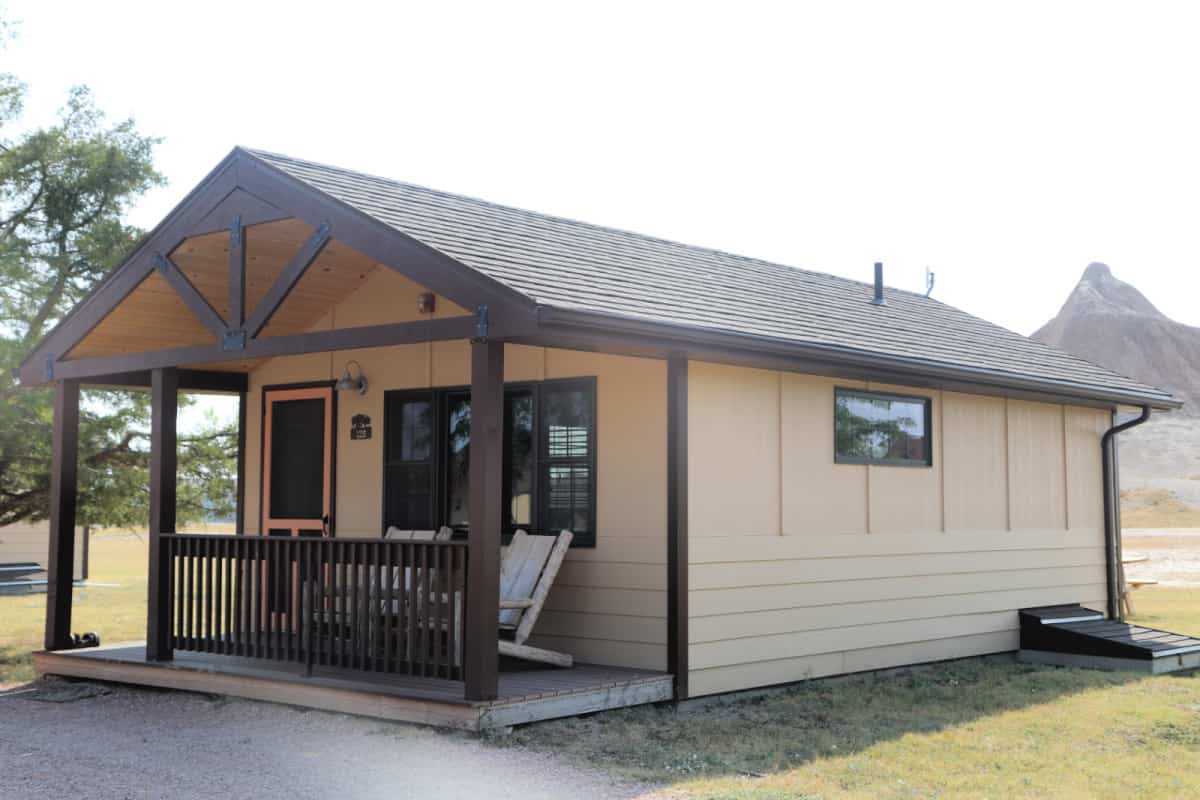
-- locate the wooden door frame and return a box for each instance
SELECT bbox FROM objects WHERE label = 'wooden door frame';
[259,380,338,538]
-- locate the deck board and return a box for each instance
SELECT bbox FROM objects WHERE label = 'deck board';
[33,642,673,731]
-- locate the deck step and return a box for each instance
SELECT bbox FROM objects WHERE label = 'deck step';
[1017,604,1200,674]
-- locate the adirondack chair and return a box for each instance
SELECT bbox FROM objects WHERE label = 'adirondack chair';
[498,529,573,667]
[381,526,453,611]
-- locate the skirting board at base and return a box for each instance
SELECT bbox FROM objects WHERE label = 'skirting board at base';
[1017,649,1200,674]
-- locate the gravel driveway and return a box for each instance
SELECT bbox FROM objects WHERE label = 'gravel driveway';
[0,682,654,800]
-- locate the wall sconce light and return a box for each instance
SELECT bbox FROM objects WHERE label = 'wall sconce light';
[334,360,368,395]
[417,291,436,314]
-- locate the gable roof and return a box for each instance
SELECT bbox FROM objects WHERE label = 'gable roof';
[245,148,1177,410]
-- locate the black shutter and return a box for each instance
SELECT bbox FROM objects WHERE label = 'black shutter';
[383,391,436,531]
[538,378,597,547]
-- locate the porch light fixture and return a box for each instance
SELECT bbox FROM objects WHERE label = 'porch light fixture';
[335,360,368,395]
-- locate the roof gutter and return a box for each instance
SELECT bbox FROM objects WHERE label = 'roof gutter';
[535,306,1182,411]
[1102,405,1152,621]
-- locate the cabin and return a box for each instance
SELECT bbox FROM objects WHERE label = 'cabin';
[21,148,1180,731]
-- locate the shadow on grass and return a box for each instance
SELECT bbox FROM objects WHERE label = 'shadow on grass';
[497,655,1158,785]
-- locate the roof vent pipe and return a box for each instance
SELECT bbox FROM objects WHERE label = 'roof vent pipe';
[870,262,886,306]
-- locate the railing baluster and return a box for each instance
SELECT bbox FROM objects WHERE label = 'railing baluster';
[204,537,214,652]
[383,542,393,673]
[232,538,242,656]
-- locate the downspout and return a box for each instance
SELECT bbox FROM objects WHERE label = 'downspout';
[1101,405,1151,621]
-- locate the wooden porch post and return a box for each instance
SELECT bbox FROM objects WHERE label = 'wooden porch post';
[666,358,689,700]
[146,367,178,661]
[235,389,247,534]
[44,379,80,651]
[465,339,503,700]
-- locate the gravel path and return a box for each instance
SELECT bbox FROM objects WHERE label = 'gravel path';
[0,682,655,800]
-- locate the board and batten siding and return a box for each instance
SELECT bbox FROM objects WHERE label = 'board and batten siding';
[241,266,668,671]
[687,361,1109,697]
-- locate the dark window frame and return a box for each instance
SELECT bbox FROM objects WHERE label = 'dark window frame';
[382,376,598,547]
[833,387,933,468]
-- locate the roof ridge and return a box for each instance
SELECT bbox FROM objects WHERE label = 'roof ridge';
[241,146,937,302]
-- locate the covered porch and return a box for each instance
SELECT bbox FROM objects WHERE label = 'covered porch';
[24,149,685,722]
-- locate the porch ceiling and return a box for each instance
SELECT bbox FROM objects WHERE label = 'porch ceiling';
[66,217,386,366]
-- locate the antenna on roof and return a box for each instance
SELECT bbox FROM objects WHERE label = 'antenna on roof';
[924,268,936,297]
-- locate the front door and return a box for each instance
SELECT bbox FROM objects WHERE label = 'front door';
[262,386,333,538]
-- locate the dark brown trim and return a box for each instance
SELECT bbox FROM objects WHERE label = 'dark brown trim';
[526,307,1180,412]
[666,358,688,699]
[155,254,228,339]
[189,186,291,238]
[81,369,248,394]
[242,222,331,338]
[147,367,179,661]
[49,316,485,382]
[464,340,503,701]
[44,379,80,651]
[236,390,247,535]
[833,387,934,468]
[229,215,246,329]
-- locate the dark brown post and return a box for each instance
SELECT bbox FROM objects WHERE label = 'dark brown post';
[666,358,689,699]
[229,215,246,329]
[235,389,247,534]
[44,379,80,651]
[464,338,503,700]
[147,367,179,661]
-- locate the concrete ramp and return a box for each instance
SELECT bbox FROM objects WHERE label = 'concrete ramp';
[1018,604,1200,674]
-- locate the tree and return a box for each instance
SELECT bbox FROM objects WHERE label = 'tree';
[0,18,236,530]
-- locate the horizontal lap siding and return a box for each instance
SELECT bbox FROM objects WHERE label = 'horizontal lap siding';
[687,361,1110,697]
[243,270,668,671]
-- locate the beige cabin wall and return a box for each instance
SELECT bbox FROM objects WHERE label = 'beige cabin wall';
[241,270,667,671]
[686,360,1111,697]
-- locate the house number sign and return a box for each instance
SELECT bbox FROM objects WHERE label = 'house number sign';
[350,413,372,441]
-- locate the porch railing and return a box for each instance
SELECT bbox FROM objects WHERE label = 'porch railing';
[160,534,468,681]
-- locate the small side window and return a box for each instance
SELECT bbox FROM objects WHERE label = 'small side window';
[834,388,932,467]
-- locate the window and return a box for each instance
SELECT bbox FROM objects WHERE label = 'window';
[834,388,932,467]
[383,377,597,546]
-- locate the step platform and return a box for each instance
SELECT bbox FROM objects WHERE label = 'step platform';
[1017,604,1200,674]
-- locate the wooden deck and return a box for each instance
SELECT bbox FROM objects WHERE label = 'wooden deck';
[34,643,674,732]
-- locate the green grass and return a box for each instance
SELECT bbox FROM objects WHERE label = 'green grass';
[502,592,1200,799]
[0,528,219,687]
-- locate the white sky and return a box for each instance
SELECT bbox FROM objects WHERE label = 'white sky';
[6,0,1200,345]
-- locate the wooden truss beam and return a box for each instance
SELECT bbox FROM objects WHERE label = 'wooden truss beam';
[242,222,331,338]
[229,215,246,329]
[155,254,229,340]
[49,314,501,382]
